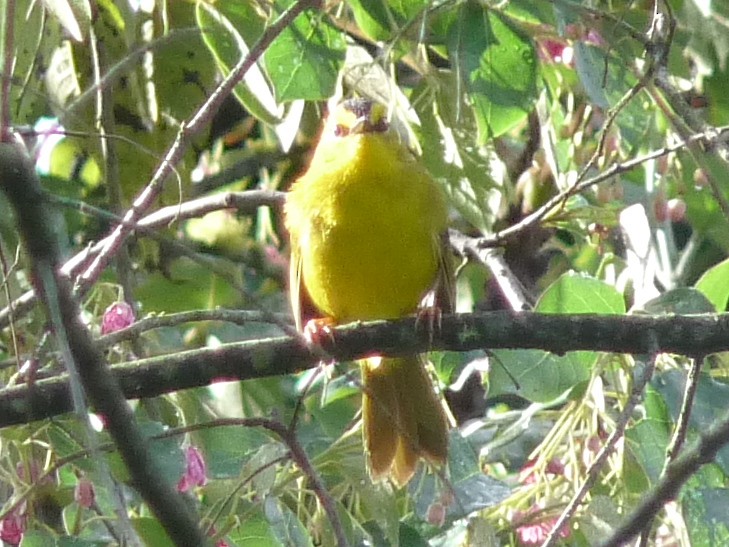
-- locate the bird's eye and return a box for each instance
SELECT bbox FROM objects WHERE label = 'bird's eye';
[334,124,349,137]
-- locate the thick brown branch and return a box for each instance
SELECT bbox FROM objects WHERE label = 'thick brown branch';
[2,311,729,429]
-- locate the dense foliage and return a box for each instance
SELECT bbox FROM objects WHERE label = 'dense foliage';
[1,0,729,545]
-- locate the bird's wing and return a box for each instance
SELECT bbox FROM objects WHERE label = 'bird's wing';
[434,231,456,314]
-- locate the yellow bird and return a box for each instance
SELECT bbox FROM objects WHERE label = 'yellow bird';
[285,99,451,486]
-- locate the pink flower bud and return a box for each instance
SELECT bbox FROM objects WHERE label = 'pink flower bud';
[426,502,446,527]
[75,477,96,508]
[513,507,570,546]
[101,302,135,335]
[177,446,208,493]
[667,198,687,222]
[0,506,27,546]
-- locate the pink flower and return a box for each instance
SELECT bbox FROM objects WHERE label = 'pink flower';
[0,506,27,546]
[177,446,208,493]
[206,525,230,547]
[101,302,135,334]
[426,502,446,527]
[519,458,564,484]
[539,39,573,65]
[75,477,96,508]
[513,508,570,546]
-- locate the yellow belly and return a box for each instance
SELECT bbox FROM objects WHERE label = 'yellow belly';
[286,131,446,322]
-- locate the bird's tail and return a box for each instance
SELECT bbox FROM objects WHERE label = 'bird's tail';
[361,354,449,486]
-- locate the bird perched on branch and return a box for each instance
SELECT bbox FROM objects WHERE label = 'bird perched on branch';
[285,98,452,486]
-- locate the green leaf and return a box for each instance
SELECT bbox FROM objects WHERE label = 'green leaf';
[683,488,729,546]
[226,509,281,546]
[491,273,624,402]
[573,43,609,109]
[57,537,108,547]
[131,517,174,547]
[398,523,430,547]
[43,0,92,42]
[346,0,430,41]
[447,3,537,140]
[2,1,64,125]
[263,7,345,102]
[537,271,625,315]
[195,425,272,479]
[625,416,670,485]
[639,288,716,315]
[413,78,502,232]
[134,257,242,313]
[490,348,591,403]
[412,431,511,522]
[695,257,729,312]
[652,369,729,474]
[17,530,56,547]
[264,495,313,547]
[196,2,284,125]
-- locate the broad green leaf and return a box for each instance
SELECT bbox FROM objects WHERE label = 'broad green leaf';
[412,431,510,521]
[580,495,622,545]
[226,509,281,546]
[696,257,729,312]
[196,2,284,125]
[413,76,502,232]
[307,389,358,440]
[706,64,729,126]
[358,484,400,545]
[264,496,312,547]
[491,273,624,402]
[195,425,273,478]
[490,348,590,402]
[3,0,63,124]
[141,422,186,486]
[683,488,729,546]
[57,536,108,546]
[573,43,609,109]
[132,517,175,547]
[447,3,537,141]
[398,524,430,547]
[625,417,670,485]
[653,369,729,475]
[134,257,242,313]
[537,271,625,315]
[639,288,716,315]
[347,0,430,41]
[42,0,92,42]
[263,6,345,102]
[685,180,729,254]
[16,530,56,547]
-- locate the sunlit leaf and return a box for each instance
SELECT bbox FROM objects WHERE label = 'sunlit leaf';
[447,3,537,140]
[263,6,345,102]
[696,257,729,312]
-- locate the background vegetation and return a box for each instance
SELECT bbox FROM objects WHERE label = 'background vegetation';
[1,0,729,545]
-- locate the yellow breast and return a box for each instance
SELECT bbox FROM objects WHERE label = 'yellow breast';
[285,130,446,322]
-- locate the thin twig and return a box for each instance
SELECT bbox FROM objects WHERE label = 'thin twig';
[541,352,659,547]
[0,139,206,544]
[76,0,321,294]
[181,418,348,547]
[665,357,705,463]
[602,402,729,547]
[485,125,729,247]
[97,309,292,348]
[636,356,706,542]
[0,190,285,330]
[0,0,15,138]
